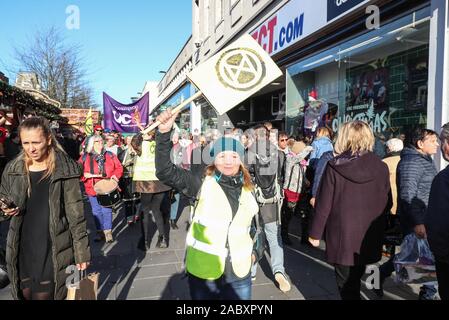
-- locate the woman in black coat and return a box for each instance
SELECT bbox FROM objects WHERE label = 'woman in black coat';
[0,117,90,300]
[425,123,449,300]
[309,121,390,300]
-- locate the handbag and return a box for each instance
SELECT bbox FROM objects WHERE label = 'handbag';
[0,248,9,289]
[66,271,99,300]
[394,234,436,284]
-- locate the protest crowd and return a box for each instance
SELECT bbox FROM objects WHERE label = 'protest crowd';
[0,108,448,301]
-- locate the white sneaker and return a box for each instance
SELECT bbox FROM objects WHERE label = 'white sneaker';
[275,273,291,293]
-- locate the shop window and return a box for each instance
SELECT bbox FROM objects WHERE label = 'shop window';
[286,7,430,141]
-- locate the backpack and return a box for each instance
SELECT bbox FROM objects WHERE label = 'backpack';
[252,152,283,205]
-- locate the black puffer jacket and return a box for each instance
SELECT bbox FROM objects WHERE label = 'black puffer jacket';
[0,151,91,300]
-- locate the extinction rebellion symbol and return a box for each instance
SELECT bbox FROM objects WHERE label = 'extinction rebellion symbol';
[216,48,266,91]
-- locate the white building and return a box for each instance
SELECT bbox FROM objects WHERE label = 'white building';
[153,0,449,169]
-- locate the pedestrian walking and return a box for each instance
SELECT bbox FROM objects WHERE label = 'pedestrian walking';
[247,125,291,293]
[425,123,449,300]
[309,121,390,300]
[370,138,404,297]
[155,108,259,300]
[80,135,123,243]
[309,127,333,169]
[132,132,171,250]
[0,117,90,300]
[281,141,313,245]
[397,127,439,300]
[118,135,139,225]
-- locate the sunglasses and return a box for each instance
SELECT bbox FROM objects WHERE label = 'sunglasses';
[280,139,288,142]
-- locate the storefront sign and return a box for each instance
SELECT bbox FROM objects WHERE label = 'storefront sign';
[61,108,100,125]
[251,0,327,56]
[331,101,389,134]
[327,0,369,22]
[251,0,372,56]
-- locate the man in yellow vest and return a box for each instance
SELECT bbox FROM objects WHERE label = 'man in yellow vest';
[155,108,259,300]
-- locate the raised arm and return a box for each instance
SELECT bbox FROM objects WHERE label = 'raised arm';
[155,109,202,197]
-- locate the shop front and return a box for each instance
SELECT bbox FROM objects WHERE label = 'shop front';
[155,83,193,132]
[286,6,431,140]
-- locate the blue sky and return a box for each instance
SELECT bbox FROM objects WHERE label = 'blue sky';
[0,0,192,108]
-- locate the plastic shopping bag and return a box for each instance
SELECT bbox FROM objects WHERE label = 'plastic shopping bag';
[393,234,437,284]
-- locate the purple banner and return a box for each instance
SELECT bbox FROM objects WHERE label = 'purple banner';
[103,92,149,133]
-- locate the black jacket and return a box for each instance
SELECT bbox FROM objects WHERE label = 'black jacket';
[425,166,449,263]
[0,151,91,300]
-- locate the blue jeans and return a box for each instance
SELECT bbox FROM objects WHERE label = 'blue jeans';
[88,196,113,231]
[188,274,251,300]
[170,193,180,220]
[251,221,285,277]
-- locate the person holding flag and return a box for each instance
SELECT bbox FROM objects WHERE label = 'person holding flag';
[155,108,259,300]
[84,108,94,136]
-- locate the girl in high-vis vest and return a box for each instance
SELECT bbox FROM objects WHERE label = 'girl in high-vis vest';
[154,108,259,300]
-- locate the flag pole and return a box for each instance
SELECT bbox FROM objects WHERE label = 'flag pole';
[140,91,203,135]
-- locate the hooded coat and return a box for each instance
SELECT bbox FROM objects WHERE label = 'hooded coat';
[309,152,390,266]
[0,151,91,300]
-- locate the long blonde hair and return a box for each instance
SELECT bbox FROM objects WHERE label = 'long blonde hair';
[205,164,254,191]
[334,121,374,155]
[18,117,66,193]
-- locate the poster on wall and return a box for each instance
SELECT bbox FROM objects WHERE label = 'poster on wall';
[406,57,428,111]
[331,65,390,134]
[346,67,389,112]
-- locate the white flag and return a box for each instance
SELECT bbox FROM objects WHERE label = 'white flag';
[187,34,283,115]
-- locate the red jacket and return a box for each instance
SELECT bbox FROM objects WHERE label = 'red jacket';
[80,152,123,197]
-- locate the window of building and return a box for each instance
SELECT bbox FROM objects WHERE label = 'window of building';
[157,84,192,131]
[230,0,239,10]
[215,0,223,26]
[202,0,210,40]
[286,7,430,141]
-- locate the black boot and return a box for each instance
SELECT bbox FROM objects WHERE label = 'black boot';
[170,219,178,230]
[156,236,169,248]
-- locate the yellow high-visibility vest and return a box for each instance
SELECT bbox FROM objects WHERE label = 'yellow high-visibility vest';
[133,140,158,181]
[185,176,259,280]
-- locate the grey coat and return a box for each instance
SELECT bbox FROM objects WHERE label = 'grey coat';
[0,151,91,300]
[397,147,438,234]
[283,147,313,194]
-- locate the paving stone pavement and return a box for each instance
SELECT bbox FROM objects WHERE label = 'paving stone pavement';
[0,197,428,300]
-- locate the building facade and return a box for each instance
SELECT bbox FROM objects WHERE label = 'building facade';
[155,0,449,169]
